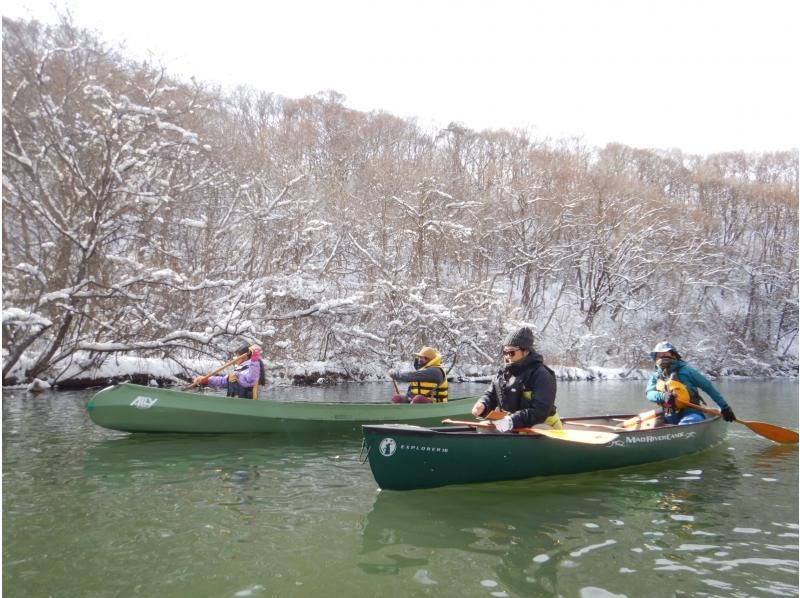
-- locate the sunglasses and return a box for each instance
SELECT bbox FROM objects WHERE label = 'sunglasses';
[502,348,521,357]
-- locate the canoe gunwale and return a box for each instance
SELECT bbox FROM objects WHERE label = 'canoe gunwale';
[363,413,723,439]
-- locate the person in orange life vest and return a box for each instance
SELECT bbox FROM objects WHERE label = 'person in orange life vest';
[194,344,265,399]
[471,326,562,432]
[646,341,736,425]
[389,346,449,403]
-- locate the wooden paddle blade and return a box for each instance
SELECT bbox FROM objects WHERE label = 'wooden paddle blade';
[674,396,799,444]
[739,420,799,444]
[485,409,509,420]
[530,428,619,444]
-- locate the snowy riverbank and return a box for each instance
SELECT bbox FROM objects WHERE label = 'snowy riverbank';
[4,352,794,393]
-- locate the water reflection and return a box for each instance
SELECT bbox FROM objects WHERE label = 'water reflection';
[4,381,797,598]
[750,443,799,469]
[359,448,754,596]
[82,433,362,481]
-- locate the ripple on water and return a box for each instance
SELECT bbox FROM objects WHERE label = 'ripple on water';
[579,587,627,598]
[234,585,265,597]
[413,569,437,585]
[653,558,704,573]
[570,539,617,557]
[676,544,719,552]
[670,514,694,522]
[695,555,798,573]
[699,578,734,591]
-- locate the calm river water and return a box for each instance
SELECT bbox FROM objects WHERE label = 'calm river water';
[3,379,798,597]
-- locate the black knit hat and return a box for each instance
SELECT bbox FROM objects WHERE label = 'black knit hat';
[503,326,534,351]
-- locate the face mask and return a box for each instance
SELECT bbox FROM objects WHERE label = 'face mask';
[413,358,426,370]
[656,357,674,370]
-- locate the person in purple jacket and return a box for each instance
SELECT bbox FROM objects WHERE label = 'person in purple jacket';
[194,344,265,399]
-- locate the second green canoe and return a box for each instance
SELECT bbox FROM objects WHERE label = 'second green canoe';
[86,382,476,434]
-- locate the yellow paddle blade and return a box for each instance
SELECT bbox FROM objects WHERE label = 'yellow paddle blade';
[441,419,618,445]
[529,428,619,444]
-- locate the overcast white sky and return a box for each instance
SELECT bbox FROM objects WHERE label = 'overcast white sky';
[3,0,798,154]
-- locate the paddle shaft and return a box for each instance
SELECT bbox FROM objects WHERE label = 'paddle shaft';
[480,409,618,438]
[675,396,799,444]
[441,418,618,444]
[184,354,248,390]
[567,420,624,431]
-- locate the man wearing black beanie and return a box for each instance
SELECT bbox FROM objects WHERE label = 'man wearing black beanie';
[471,326,561,432]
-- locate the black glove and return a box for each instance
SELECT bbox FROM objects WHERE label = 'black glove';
[661,391,675,410]
[721,406,736,422]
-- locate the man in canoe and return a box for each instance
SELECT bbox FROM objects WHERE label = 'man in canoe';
[646,341,736,425]
[193,344,265,399]
[471,326,562,431]
[389,346,449,403]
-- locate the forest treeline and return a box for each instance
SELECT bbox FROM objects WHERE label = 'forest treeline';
[2,15,798,386]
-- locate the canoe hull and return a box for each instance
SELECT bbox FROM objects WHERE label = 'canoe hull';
[362,415,727,490]
[86,383,475,434]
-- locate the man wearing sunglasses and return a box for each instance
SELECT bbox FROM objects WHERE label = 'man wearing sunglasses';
[471,326,561,432]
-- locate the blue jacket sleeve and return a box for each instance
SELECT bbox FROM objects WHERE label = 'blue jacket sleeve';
[684,367,728,409]
[645,373,664,404]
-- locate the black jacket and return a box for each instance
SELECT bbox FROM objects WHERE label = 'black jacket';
[477,351,557,428]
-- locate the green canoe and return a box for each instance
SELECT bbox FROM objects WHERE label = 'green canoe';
[86,382,476,434]
[362,414,727,490]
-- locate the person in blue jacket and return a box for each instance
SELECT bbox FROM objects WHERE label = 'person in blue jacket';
[646,341,736,425]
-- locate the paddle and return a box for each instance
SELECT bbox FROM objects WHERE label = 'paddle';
[183,354,248,391]
[441,418,618,445]
[567,420,625,432]
[390,377,404,403]
[673,395,799,444]
[570,410,662,431]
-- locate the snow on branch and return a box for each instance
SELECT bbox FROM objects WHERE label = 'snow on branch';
[2,308,52,328]
[266,295,372,321]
